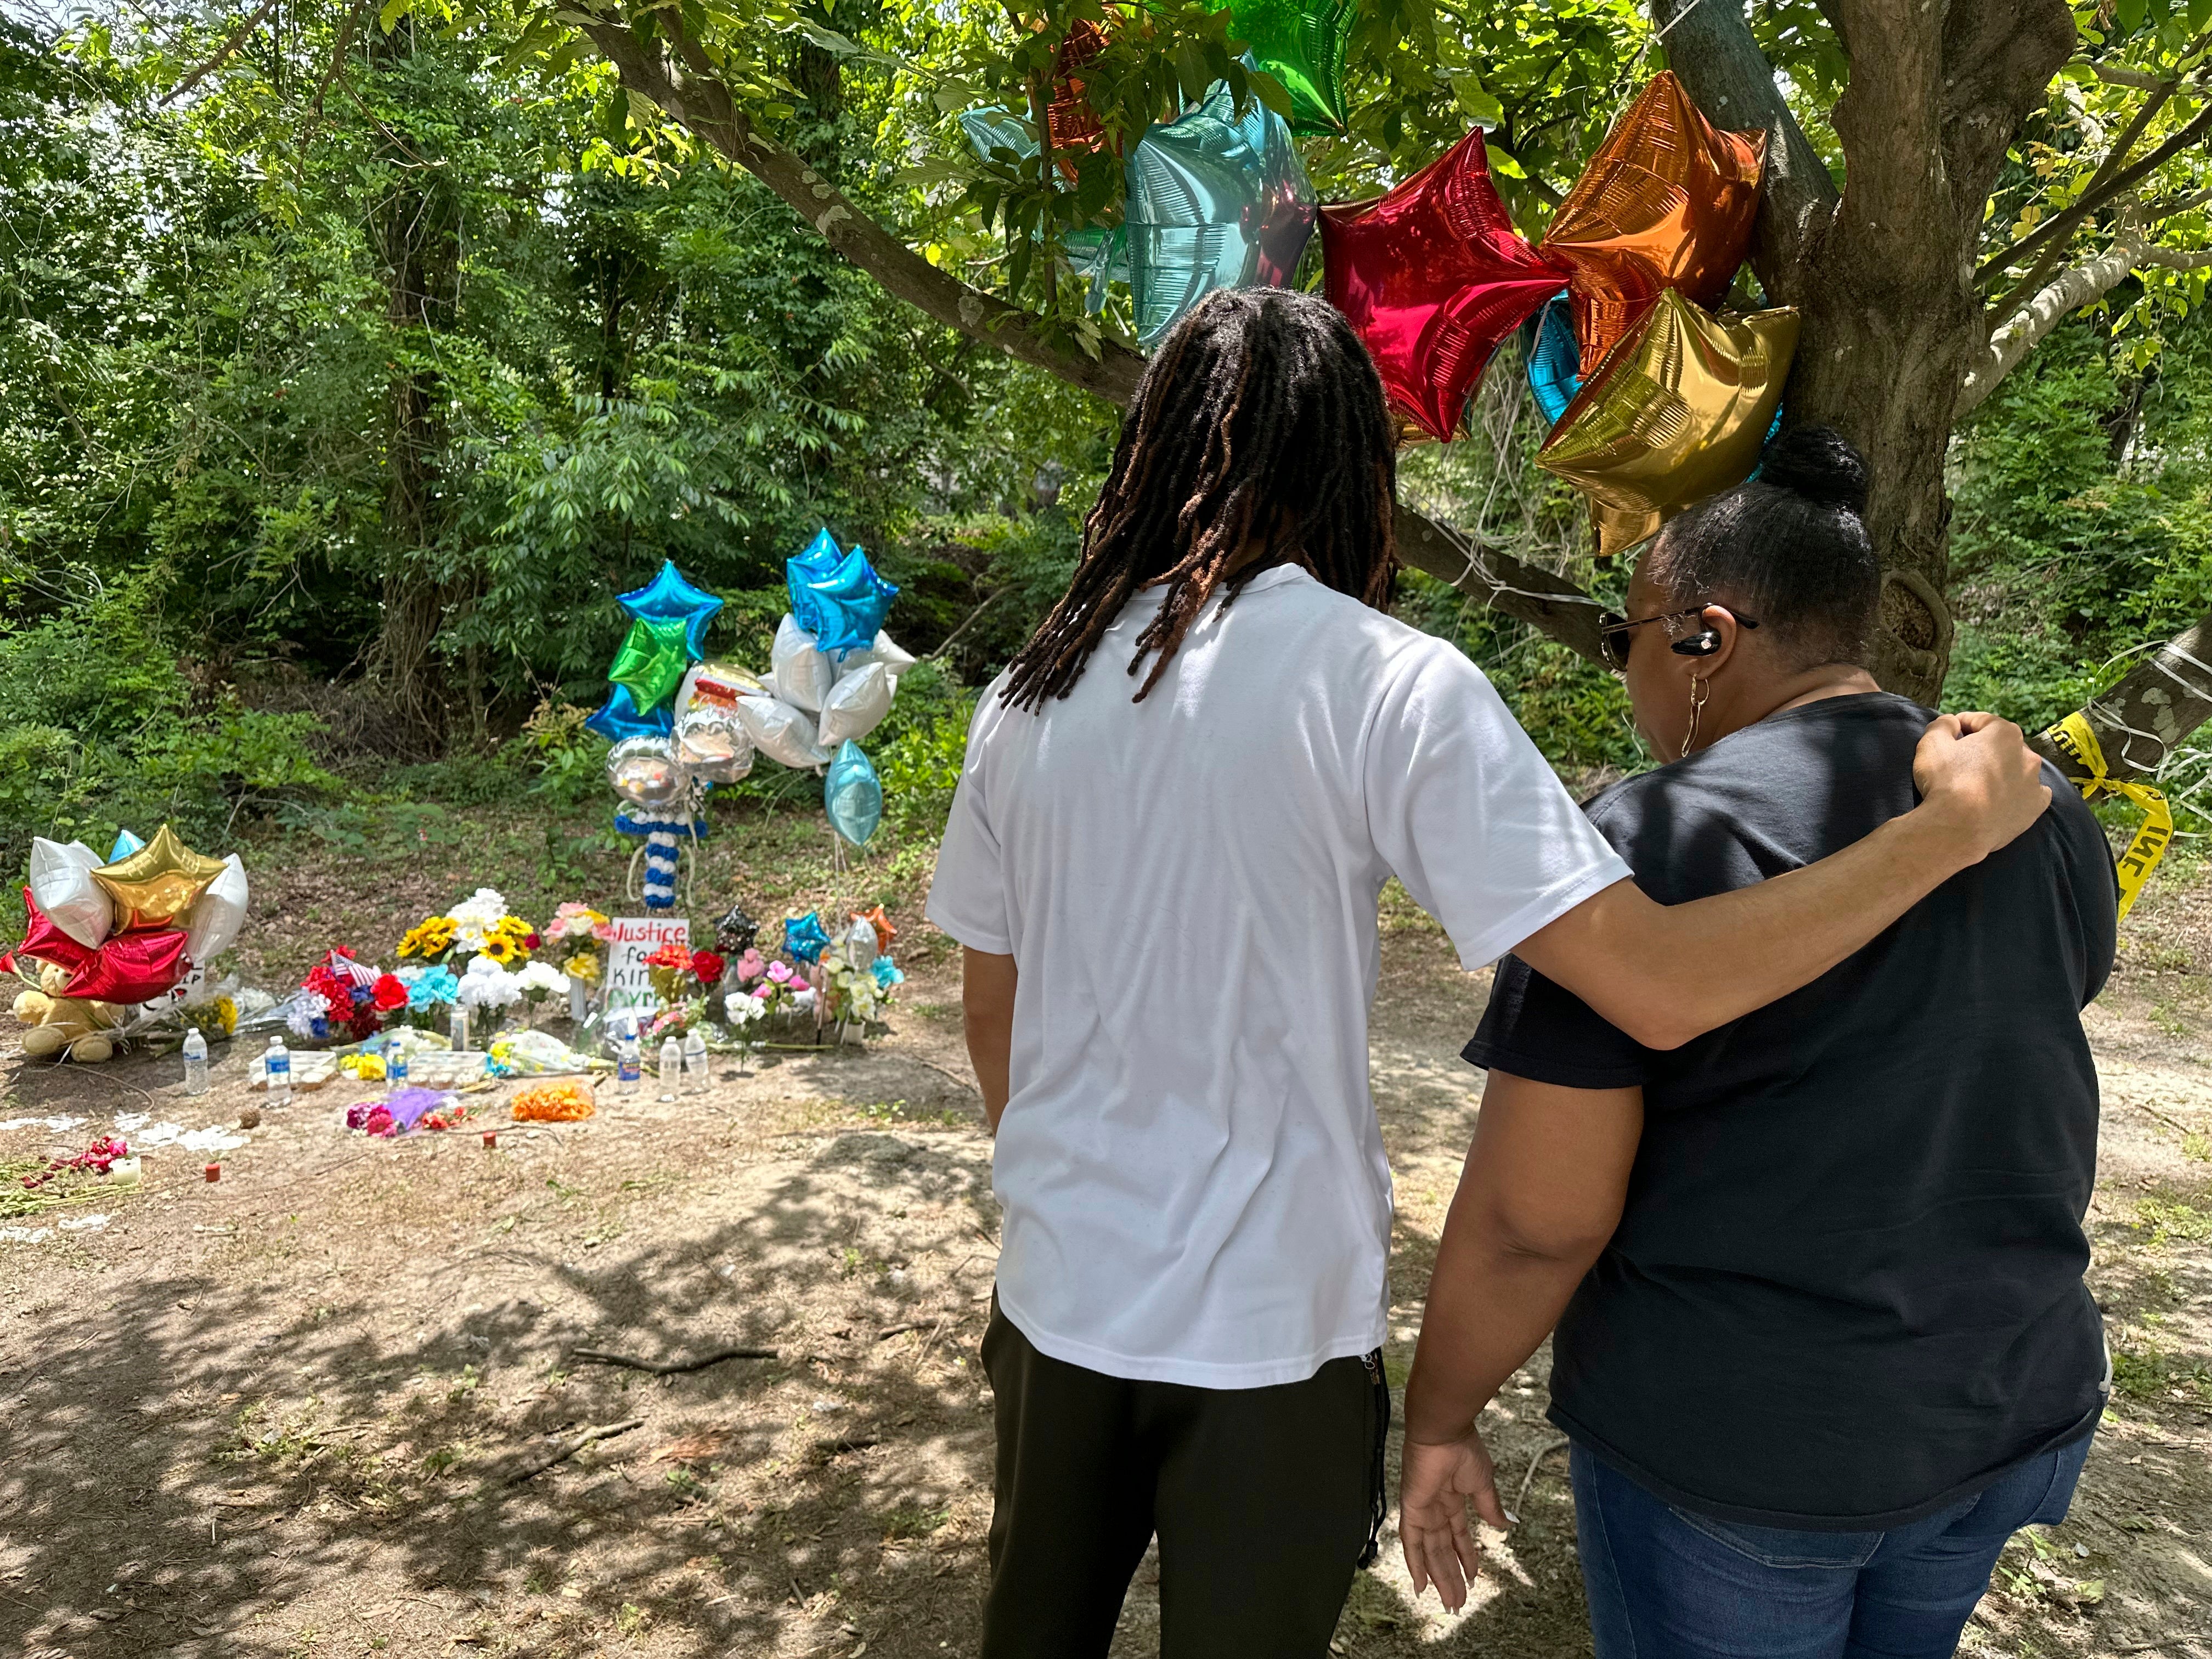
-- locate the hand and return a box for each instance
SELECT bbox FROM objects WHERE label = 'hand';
[1399,1430,1511,1612]
[1912,712,2051,864]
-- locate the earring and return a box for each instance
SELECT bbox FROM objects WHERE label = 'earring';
[1680,676,1710,759]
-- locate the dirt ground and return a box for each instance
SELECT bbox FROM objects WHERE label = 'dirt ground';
[2,811,2209,1659]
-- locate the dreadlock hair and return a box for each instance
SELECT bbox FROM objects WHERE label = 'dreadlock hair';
[1000,287,1400,710]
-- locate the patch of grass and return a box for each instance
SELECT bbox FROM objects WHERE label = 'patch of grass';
[881,1502,950,1541]
[616,1601,652,1636]
[2183,1133,2211,1163]
[2132,1196,2212,1247]
[2112,1336,2212,1402]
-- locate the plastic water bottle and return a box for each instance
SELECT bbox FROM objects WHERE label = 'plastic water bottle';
[616,1025,641,1096]
[682,1029,708,1094]
[182,1028,208,1096]
[658,1036,681,1102]
[264,1036,291,1107]
[449,1005,471,1052]
[386,1043,409,1088]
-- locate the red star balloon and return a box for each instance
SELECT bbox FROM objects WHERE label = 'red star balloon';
[1538,71,1766,376]
[1322,128,1570,442]
[5,887,92,975]
[63,927,190,1004]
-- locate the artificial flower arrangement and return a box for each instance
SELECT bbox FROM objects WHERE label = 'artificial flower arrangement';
[540,904,611,990]
[388,963,461,1030]
[637,941,725,1041]
[291,948,409,1043]
[396,888,540,968]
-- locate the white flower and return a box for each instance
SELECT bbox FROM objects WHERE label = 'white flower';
[724,992,765,1027]
[515,961,569,996]
[456,960,521,1009]
[236,988,276,1017]
[447,888,510,952]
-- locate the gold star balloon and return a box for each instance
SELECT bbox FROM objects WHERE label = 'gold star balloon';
[91,823,227,932]
[1537,289,1800,557]
[1539,71,1766,376]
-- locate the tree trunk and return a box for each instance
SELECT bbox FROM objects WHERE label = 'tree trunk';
[2030,607,2212,785]
[368,16,462,743]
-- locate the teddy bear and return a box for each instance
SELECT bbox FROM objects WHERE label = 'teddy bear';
[12,961,120,1062]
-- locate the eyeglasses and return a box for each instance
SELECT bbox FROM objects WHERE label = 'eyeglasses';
[1595,606,1760,674]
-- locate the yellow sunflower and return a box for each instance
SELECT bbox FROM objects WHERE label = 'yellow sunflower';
[398,916,456,958]
[477,935,516,964]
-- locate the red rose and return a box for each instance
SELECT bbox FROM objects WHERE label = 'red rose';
[691,950,726,986]
[523,931,541,951]
[371,973,409,1012]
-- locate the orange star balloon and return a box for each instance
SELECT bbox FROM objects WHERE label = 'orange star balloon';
[1539,72,1766,376]
[1537,289,1800,557]
[1046,19,1113,183]
[90,823,228,932]
[854,905,897,952]
[1322,127,1571,442]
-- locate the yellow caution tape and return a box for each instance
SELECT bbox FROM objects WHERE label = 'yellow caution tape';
[2042,712,2172,922]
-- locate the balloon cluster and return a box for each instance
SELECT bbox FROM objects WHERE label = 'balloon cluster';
[766,528,911,848]
[584,536,911,909]
[12,824,248,1008]
[1319,71,1795,550]
[962,53,1315,346]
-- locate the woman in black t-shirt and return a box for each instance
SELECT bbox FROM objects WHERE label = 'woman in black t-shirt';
[1396,427,2118,1659]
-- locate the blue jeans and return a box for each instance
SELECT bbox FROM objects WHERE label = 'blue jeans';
[1571,1433,2092,1659]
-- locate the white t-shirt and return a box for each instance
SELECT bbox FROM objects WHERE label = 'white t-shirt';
[926,565,1630,1388]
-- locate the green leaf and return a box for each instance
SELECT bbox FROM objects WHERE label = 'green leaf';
[2117,0,2146,32]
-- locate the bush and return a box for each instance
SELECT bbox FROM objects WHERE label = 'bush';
[0,585,342,871]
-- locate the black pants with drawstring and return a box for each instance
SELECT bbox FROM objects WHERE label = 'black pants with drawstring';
[978,1300,1387,1659]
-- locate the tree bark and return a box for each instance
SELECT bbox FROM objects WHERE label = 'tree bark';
[367,15,464,741]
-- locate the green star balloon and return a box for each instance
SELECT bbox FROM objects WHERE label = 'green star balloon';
[607,616,693,713]
[1230,0,1355,136]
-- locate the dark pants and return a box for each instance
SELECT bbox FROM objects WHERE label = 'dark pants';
[979,1304,1385,1659]
[1572,1433,2094,1659]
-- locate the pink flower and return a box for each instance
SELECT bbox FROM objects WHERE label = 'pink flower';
[767,961,793,983]
[591,921,617,943]
[736,949,765,982]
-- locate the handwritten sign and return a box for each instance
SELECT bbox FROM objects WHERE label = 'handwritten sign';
[603,915,689,1015]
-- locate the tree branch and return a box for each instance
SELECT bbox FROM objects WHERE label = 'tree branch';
[1957,216,2212,415]
[1393,512,1607,661]
[574,11,1146,405]
[1650,0,1840,304]
[160,0,278,106]
[1980,98,2212,308]
[2028,610,2212,783]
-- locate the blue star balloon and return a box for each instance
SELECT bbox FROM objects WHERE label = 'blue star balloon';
[824,741,884,848]
[585,683,675,743]
[782,910,831,964]
[1526,294,1582,426]
[786,528,845,638]
[619,560,724,660]
[958,109,1128,312]
[109,829,146,862]
[1124,66,1317,347]
[804,550,900,654]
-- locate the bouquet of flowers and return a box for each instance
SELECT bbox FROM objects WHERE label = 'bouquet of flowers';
[292,948,409,1043]
[642,941,725,1005]
[397,888,540,969]
[541,904,611,989]
[727,953,816,1028]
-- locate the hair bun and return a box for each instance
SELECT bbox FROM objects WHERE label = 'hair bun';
[1759,425,1869,516]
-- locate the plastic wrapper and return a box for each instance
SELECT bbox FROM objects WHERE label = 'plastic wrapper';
[511,1080,597,1122]
[486,1029,605,1077]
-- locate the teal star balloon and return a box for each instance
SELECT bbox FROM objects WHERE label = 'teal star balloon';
[607,616,692,712]
[957,108,1130,312]
[1229,0,1355,136]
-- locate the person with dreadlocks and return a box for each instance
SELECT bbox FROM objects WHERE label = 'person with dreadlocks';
[924,288,2049,1659]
